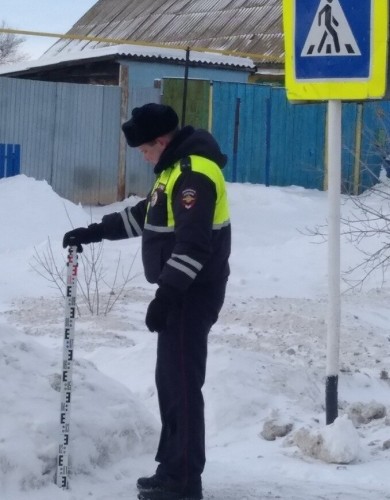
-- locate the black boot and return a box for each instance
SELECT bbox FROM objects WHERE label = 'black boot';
[137,473,169,491]
[137,479,203,500]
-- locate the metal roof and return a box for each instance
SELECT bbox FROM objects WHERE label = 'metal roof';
[45,0,284,65]
[0,43,254,77]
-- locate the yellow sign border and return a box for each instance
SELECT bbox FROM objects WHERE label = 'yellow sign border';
[283,0,389,100]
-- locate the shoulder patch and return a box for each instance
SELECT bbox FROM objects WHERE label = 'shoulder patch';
[181,188,197,209]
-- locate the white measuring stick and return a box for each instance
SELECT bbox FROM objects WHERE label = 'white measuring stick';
[56,244,78,489]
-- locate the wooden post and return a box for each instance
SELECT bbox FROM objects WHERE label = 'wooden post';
[353,104,363,195]
[118,64,129,201]
[181,48,190,127]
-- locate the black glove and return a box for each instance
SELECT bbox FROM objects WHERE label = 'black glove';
[145,284,182,333]
[62,223,104,253]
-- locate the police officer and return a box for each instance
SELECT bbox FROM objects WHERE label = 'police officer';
[63,103,231,500]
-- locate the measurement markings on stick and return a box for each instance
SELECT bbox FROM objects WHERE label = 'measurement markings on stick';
[56,243,78,489]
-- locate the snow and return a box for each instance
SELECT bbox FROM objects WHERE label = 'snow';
[1,174,390,499]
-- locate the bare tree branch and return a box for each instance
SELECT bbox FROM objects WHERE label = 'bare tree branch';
[30,236,140,316]
[0,21,28,65]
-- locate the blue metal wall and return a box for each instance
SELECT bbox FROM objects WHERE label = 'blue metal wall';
[212,81,389,193]
[268,89,326,190]
[212,82,271,184]
[212,82,327,190]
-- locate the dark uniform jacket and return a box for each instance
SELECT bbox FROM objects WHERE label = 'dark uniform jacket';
[99,126,231,292]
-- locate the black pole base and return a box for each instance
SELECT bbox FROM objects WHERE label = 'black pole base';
[325,374,338,425]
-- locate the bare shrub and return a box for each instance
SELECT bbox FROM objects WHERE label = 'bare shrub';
[30,237,141,316]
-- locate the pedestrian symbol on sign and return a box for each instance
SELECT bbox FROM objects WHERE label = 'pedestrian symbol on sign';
[302,0,361,57]
[284,0,387,99]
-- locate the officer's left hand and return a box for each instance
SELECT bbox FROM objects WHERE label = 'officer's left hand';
[145,284,181,333]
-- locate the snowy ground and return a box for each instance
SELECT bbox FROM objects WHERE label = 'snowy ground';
[1,175,390,500]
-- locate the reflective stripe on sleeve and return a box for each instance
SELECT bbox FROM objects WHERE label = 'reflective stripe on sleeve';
[171,253,203,271]
[121,210,143,237]
[166,253,203,279]
[166,259,197,279]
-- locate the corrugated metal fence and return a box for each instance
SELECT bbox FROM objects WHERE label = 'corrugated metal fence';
[1,76,389,203]
[125,86,161,197]
[211,82,390,194]
[0,77,121,204]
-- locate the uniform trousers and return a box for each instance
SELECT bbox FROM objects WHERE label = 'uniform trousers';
[154,278,227,490]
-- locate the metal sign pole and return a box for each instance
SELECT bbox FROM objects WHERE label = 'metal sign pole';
[326,99,341,425]
[56,243,78,489]
[283,0,388,426]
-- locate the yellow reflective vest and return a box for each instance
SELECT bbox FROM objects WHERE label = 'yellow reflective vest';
[138,154,230,290]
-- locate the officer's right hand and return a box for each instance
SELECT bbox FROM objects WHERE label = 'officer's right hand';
[145,284,182,333]
[62,224,103,253]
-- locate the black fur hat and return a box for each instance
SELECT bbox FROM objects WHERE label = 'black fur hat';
[122,103,179,147]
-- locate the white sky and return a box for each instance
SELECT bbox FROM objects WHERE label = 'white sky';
[2,0,96,59]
